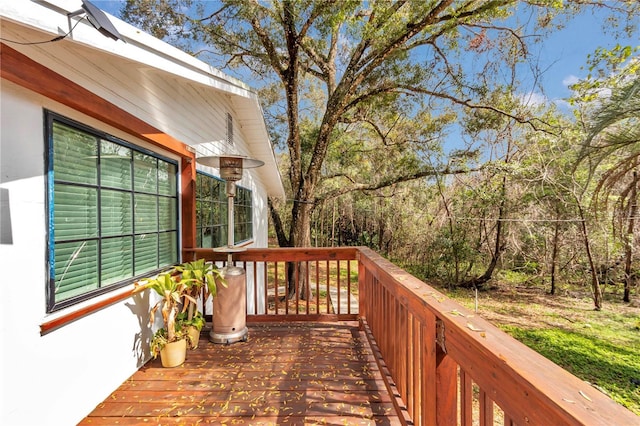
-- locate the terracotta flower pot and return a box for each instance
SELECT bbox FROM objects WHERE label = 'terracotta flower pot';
[159,338,187,368]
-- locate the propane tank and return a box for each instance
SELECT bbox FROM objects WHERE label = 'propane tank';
[210,265,248,344]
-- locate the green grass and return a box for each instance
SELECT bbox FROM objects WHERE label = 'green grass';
[500,324,640,414]
[437,282,640,415]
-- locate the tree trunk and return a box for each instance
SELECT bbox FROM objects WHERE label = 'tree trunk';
[623,168,638,303]
[549,208,561,296]
[283,199,313,300]
[576,202,603,310]
[461,176,507,289]
[434,174,459,285]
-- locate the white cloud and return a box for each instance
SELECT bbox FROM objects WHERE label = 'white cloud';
[554,99,572,110]
[518,91,548,107]
[562,74,580,87]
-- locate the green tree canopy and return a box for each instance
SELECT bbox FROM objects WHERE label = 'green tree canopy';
[122,0,639,253]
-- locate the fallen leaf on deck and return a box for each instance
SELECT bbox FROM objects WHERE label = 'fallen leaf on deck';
[579,390,592,401]
[466,323,485,332]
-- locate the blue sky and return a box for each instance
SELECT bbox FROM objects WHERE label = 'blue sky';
[94,1,637,109]
[528,10,638,109]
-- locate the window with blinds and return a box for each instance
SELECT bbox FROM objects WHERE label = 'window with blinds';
[46,112,179,312]
[195,172,253,248]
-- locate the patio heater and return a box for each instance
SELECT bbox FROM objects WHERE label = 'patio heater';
[196,155,264,344]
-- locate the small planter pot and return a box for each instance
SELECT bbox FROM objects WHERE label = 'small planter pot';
[160,338,187,368]
[187,326,201,350]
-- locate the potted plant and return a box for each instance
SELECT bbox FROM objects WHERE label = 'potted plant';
[175,259,225,349]
[177,310,205,349]
[135,272,195,367]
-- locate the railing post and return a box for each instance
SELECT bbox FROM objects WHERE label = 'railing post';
[436,339,458,425]
[357,253,367,329]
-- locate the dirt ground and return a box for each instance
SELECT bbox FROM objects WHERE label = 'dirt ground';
[449,282,640,331]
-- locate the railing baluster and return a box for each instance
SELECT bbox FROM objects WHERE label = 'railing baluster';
[504,413,515,426]
[294,262,299,314]
[347,259,351,314]
[274,261,279,315]
[252,261,257,315]
[315,260,320,314]
[406,312,414,419]
[336,259,341,314]
[262,260,267,315]
[480,389,494,426]
[358,257,367,321]
[411,315,422,424]
[399,303,408,405]
[460,369,473,426]
[304,260,311,315]
[325,260,330,314]
[422,315,437,426]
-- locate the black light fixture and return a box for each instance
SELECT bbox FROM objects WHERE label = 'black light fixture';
[68,0,124,42]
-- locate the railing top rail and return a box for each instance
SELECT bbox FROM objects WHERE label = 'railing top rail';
[185,247,358,262]
[356,246,639,425]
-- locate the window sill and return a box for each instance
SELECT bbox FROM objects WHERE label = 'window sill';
[40,285,137,335]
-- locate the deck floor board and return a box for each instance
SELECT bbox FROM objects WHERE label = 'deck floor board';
[81,322,403,425]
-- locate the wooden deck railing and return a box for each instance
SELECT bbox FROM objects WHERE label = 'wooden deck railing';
[187,247,359,322]
[185,247,639,425]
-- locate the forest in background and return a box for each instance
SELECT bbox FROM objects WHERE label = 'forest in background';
[119,1,639,310]
[305,48,639,310]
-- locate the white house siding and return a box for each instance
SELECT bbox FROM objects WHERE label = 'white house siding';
[0,81,157,425]
[0,77,270,426]
[0,3,283,196]
[0,4,279,423]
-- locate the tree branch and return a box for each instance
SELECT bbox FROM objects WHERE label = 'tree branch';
[317,164,484,203]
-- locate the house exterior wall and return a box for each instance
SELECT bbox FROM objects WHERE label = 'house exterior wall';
[0,81,156,425]
[1,4,280,423]
[0,74,270,426]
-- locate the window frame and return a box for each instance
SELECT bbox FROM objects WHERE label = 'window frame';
[234,185,253,244]
[195,171,253,248]
[45,111,180,313]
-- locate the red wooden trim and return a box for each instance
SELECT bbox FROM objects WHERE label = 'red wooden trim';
[0,43,193,158]
[180,156,196,259]
[40,287,136,335]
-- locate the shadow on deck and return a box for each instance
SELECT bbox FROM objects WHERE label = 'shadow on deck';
[81,322,403,425]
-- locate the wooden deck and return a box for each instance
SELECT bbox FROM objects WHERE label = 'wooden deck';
[80,322,404,425]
